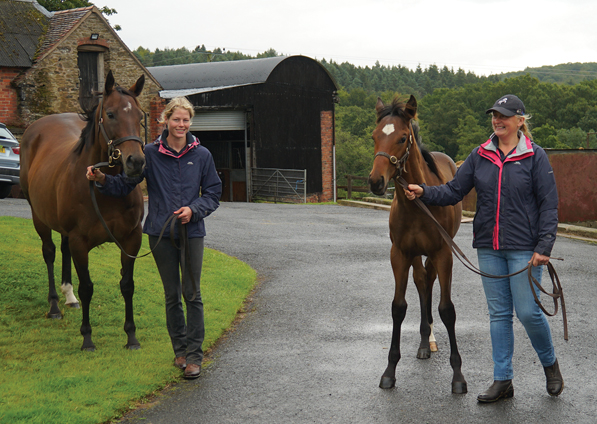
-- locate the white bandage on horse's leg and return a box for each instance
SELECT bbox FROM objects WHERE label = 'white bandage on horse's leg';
[429,323,438,352]
[61,283,79,305]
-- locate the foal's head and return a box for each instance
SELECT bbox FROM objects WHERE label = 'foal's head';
[368,95,418,195]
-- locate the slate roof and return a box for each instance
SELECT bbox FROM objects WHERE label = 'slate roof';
[0,0,51,67]
[36,6,92,59]
[148,56,288,98]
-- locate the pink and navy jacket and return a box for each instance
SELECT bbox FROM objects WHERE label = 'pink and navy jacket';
[98,130,222,239]
[420,132,558,256]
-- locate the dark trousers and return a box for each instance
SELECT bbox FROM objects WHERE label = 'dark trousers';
[149,235,205,365]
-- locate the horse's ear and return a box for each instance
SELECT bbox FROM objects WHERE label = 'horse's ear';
[105,70,115,95]
[375,97,385,113]
[405,95,418,120]
[130,74,145,97]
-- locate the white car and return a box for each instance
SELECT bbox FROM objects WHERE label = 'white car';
[0,123,20,199]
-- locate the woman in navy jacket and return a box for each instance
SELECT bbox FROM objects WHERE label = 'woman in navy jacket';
[405,95,563,402]
[87,97,222,379]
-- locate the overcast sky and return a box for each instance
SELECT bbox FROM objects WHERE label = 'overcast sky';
[105,0,597,77]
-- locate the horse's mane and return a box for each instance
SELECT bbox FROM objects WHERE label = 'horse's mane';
[376,98,442,179]
[73,86,139,156]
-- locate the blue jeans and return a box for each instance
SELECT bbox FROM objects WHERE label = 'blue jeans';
[477,248,556,381]
[149,235,205,365]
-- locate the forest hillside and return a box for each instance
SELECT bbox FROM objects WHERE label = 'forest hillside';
[134,46,597,183]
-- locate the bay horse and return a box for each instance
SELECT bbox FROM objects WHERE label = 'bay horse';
[368,95,467,394]
[20,70,146,351]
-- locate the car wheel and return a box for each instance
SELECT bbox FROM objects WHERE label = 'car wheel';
[0,183,13,199]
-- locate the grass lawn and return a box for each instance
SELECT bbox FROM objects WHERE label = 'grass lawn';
[0,216,256,424]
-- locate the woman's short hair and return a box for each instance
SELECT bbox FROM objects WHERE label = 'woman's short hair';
[159,97,195,125]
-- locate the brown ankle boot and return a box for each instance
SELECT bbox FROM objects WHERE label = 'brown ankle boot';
[477,380,514,403]
[544,359,564,396]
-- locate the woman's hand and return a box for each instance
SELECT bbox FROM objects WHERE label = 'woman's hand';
[174,206,193,224]
[86,166,106,185]
[530,252,550,267]
[404,184,424,201]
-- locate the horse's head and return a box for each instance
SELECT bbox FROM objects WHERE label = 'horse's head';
[98,70,146,177]
[368,95,417,195]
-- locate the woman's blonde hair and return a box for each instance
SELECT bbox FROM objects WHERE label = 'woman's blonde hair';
[159,97,195,125]
[519,114,532,140]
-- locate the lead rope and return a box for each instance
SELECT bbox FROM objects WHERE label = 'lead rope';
[394,176,568,341]
[89,165,197,302]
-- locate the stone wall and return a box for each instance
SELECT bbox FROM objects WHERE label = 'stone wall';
[16,11,161,138]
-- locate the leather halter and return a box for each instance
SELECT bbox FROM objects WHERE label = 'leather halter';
[96,96,145,168]
[373,121,414,180]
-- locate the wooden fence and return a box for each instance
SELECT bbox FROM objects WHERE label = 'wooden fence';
[337,175,369,199]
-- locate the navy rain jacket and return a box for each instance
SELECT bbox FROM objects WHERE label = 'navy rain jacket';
[98,131,222,239]
[419,132,558,256]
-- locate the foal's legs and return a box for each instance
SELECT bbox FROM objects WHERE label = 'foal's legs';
[433,248,467,394]
[424,257,438,352]
[60,236,79,309]
[412,256,434,359]
[32,213,61,319]
[380,245,412,389]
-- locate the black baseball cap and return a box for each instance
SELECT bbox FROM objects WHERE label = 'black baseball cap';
[486,94,526,116]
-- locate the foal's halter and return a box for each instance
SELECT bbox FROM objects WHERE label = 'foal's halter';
[96,96,145,168]
[373,121,415,180]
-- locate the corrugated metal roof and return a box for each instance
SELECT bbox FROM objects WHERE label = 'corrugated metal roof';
[147,56,287,91]
[0,0,50,67]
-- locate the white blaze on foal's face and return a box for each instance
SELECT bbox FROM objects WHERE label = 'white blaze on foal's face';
[382,124,395,136]
[123,101,132,113]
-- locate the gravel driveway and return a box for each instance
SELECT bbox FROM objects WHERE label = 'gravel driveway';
[2,200,594,423]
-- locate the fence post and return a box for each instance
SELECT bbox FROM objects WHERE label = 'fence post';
[347,175,352,199]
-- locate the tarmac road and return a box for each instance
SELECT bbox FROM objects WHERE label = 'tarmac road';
[2,200,595,423]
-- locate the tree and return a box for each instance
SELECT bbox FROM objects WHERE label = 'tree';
[38,0,116,15]
[453,114,488,161]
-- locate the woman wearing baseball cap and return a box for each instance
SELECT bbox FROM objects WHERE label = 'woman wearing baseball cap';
[404,94,563,402]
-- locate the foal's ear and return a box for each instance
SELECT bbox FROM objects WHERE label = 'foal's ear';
[105,70,115,95]
[405,95,418,120]
[375,97,385,113]
[130,74,145,97]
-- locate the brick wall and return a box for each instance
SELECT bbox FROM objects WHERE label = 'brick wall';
[320,110,334,202]
[0,67,22,126]
[149,96,167,142]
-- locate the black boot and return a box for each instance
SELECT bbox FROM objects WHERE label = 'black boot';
[544,359,564,396]
[477,380,514,403]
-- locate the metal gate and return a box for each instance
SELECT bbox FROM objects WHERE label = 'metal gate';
[251,168,307,203]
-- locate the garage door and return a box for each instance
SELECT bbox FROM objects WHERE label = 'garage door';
[190,111,245,131]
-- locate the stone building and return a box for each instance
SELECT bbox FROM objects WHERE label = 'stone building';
[0,0,161,141]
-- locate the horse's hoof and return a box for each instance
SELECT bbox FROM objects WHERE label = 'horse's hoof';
[125,344,141,350]
[430,341,438,352]
[46,312,63,319]
[66,302,80,309]
[379,376,396,389]
[81,341,96,352]
[452,380,468,394]
[417,347,431,359]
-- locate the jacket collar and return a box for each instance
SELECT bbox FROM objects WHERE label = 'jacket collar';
[155,130,200,158]
[480,131,534,159]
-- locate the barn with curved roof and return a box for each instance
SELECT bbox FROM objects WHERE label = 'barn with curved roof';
[147,55,338,202]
